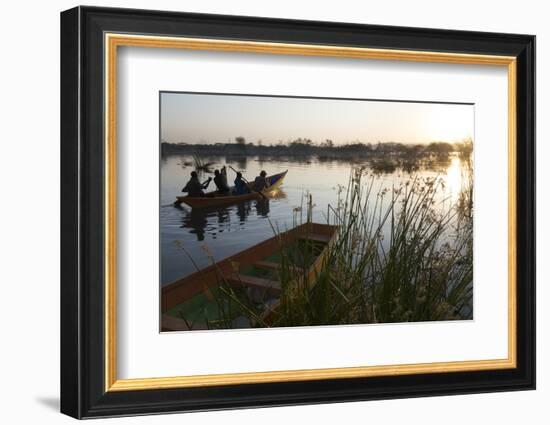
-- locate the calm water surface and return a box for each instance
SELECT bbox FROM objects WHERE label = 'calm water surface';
[160,155,468,285]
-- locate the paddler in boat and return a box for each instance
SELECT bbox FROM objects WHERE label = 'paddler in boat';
[182,171,212,197]
[213,166,230,194]
[233,171,250,195]
[252,170,270,192]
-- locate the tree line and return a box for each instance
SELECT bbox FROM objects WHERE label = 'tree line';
[161,136,473,158]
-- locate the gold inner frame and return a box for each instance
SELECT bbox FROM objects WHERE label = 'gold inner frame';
[104,33,517,392]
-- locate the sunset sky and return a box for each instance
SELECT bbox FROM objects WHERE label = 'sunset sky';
[160,92,474,146]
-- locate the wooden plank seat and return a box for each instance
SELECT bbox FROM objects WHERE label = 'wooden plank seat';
[228,274,281,294]
[298,233,332,243]
[253,260,304,273]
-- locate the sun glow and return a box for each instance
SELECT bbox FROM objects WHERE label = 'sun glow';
[445,156,463,204]
[162,93,473,146]
[423,106,474,143]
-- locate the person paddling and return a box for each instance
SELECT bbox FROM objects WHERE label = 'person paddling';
[233,171,250,195]
[213,166,230,194]
[182,171,211,197]
[252,170,269,192]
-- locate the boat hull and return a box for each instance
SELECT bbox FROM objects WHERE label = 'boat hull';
[175,170,287,208]
[161,222,337,331]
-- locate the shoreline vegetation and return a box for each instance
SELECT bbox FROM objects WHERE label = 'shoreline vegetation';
[167,157,474,329]
[162,138,472,174]
[162,138,473,159]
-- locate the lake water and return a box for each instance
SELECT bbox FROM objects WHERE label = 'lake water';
[160,154,469,285]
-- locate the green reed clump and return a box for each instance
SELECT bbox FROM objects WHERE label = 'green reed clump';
[177,165,473,329]
[253,169,472,327]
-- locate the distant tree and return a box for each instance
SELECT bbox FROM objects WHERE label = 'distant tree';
[291,137,313,146]
[322,139,334,148]
[235,136,246,145]
[454,138,473,154]
[405,144,424,156]
[426,142,454,153]
[393,143,406,152]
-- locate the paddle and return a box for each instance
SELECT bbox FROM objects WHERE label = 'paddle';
[227,165,268,200]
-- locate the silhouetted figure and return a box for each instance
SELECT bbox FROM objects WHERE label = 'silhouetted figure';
[213,166,230,193]
[182,171,211,197]
[252,170,269,192]
[233,172,250,195]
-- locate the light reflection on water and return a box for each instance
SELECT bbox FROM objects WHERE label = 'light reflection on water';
[160,154,468,285]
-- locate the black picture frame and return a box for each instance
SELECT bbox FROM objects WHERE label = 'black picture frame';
[60,5,535,419]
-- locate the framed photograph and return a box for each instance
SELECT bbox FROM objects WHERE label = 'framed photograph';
[60,6,535,419]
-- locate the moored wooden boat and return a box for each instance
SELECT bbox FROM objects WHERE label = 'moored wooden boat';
[175,170,287,208]
[161,222,337,331]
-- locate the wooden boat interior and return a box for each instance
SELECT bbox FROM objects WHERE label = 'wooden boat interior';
[161,222,337,331]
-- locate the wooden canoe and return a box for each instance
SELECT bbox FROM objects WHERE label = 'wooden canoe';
[175,170,287,208]
[161,222,337,331]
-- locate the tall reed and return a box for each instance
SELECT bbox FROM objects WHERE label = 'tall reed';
[263,169,473,327]
[176,165,474,329]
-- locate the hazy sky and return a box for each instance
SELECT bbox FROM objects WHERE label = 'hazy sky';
[160,92,473,146]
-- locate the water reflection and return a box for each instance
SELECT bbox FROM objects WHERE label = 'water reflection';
[445,157,463,204]
[180,207,208,241]
[236,201,252,224]
[255,198,270,217]
[226,156,248,170]
[161,154,471,285]
[178,196,281,241]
